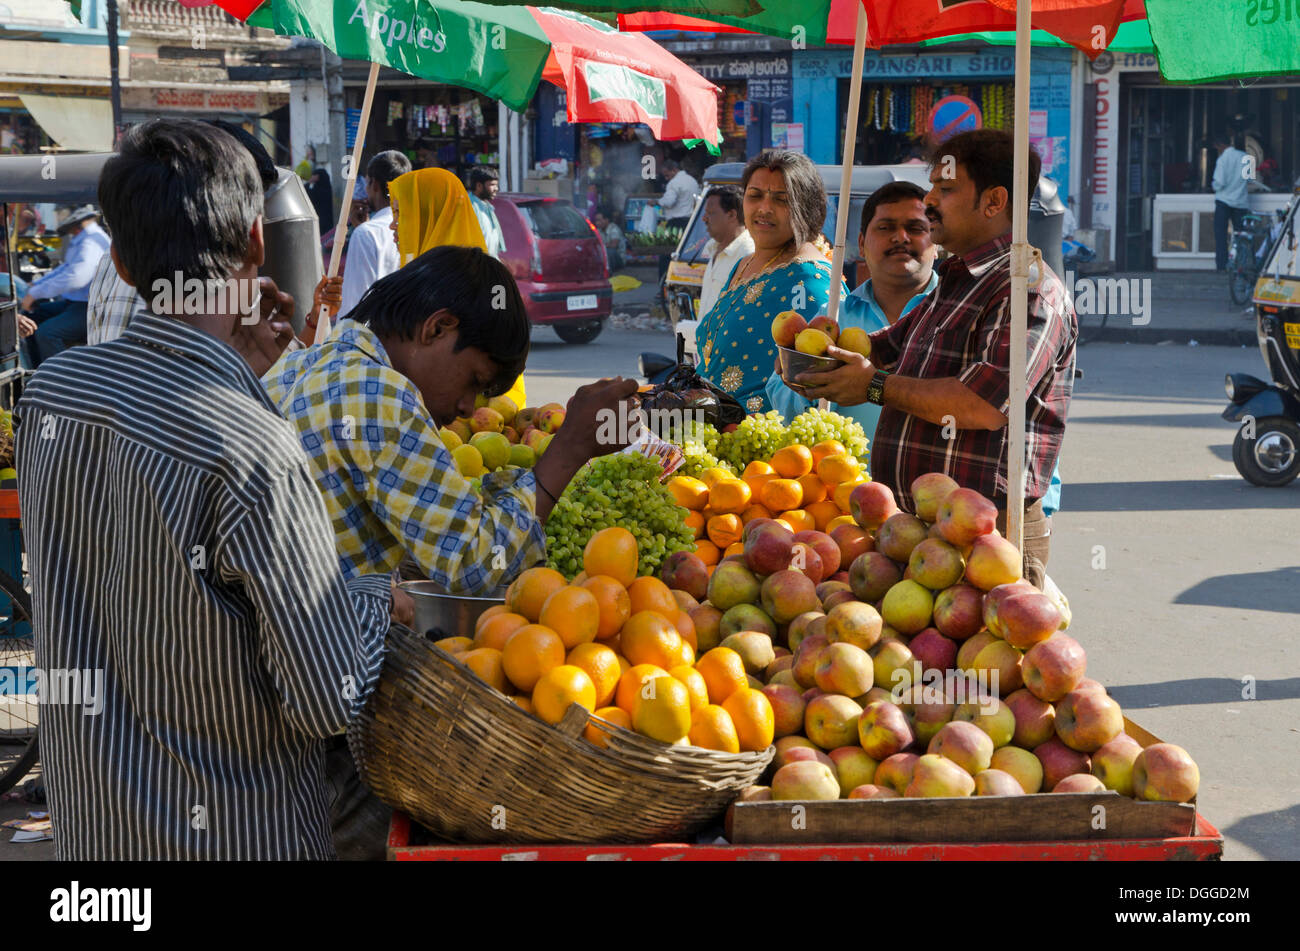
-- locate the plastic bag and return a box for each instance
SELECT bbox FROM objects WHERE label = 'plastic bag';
[638,203,658,234]
[637,336,745,431]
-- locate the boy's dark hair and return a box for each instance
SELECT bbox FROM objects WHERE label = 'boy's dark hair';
[99,118,262,299]
[707,184,744,224]
[860,181,928,235]
[367,150,412,191]
[350,245,529,397]
[741,149,827,247]
[1231,132,1247,150]
[204,119,278,191]
[468,166,499,191]
[931,129,1040,207]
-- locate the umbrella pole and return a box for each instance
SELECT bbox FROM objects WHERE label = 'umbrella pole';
[315,60,381,345]
[1007,0,1031,554]
[821,2,868,413]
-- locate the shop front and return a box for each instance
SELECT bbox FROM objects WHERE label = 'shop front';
[1082,51,1299,271]
[356,80,501,185]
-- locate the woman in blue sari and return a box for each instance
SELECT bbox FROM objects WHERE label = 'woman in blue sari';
[696,150,847,413]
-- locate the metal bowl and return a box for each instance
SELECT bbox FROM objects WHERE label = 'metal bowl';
[399,580,508,639]
[778,345,840,398]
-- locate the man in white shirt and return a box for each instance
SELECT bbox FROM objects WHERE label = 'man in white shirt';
[656,159,700,228]
[339,150,411,317]
[1212,132,1252,271]
[18,206,110,366]
[468,166,505,259]
[697,185,754,318]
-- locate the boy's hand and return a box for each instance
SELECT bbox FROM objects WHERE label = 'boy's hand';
[232,277,295,376]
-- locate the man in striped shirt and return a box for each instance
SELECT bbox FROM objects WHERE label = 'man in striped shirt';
[796,130,1076,587]
[15,119,402,860]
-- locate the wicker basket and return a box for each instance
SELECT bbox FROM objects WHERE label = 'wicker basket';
[348,624,774,844]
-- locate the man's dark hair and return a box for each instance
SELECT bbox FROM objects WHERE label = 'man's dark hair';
[469,166,499,191]
[663,158,680,173]
[860,181,928,235]
[99,118,261,299]
[1231,132,1247,150]
[350,245,529,397]
[205,119,277,191]
[741,149,827,247]
[367,150,412,192]
[707,184,744,224]
[931,129,1040,207]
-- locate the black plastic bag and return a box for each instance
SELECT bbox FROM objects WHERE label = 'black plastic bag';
[637,335,746,431]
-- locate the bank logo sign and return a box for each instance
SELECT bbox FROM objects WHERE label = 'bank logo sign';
[584,63,667,120]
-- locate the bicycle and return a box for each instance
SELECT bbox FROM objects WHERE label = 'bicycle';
[1227,210,1287,306]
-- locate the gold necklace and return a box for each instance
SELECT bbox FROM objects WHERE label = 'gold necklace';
[734,243,792,289]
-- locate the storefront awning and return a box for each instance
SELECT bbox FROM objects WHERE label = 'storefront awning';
[17,94,113,152]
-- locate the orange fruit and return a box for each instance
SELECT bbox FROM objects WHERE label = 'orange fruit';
[805,499,842,532]
[583,526,639,587]
[675,639,696,668]
[826,514,857,533]
[580,574,632,641]
[709,478,752,515]
[474,604,510,633]
[510,695,534,715]
[585,706,632,748]
[620,611,685,669]
[741,461,778,499]
[566,642,622,707]
[773,518,794,533]
[816,453,860,486]
[461,647,507,693]
[759,477,804,513]
[707,513,744,549]
[741,503,773,524]
[501,624,566,692]
[539,585,600,648]
[723,541,745,559]
[667,476,710,511]
[571,571,588,585]
[531,664,597,725]
[771,444,814,479]
[698,466,732,488]
[673,610,697,651]
[684,510,706,538]
[505,566,567,622]
[811,440,848,466]
[669,665,709,711]
[781,509,816,533]
[834,478,867,513]
[798,473,828,505]
[472,612,529,651]
[615,663,670,714]
[633,676,693,743]
[689,705,741,753]
[695,647,749,705]
[722,687,777,752]
[627,576,678,619]
[693,539,721,566]
[434,636,473,655]
[616,654,631,674]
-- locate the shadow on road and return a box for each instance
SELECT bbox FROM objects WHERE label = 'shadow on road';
[1107,677,1300,708]
[1173,566,1300,615]
[1223,803,1300,861]
[1207,444,1234,462]
[1068,413,1227,429]
[1060,479,1298,511]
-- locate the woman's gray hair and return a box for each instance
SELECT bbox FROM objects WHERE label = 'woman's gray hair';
[740,149,827,248]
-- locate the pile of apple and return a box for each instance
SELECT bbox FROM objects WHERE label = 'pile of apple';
[771,310,871,360]
[658,471,1201,813]
[437,395,565,479]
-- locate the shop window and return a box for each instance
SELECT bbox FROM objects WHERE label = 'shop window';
[1160,211,1193,253]
[1198,212,1219,255]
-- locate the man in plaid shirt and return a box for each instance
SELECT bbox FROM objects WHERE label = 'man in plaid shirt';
[797,130,1076,586]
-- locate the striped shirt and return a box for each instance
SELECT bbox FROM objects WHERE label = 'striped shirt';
[14,310,393,860]
[867,233,1076,511]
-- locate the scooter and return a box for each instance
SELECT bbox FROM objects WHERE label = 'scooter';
[638,333,690,386]
[1222,194,1300,486]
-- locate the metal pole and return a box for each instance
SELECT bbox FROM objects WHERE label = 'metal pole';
[1007,0,1031,554]
[106,0,123,145]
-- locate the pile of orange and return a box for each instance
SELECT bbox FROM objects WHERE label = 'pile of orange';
[667,441,867,559]
[439,525,774,754]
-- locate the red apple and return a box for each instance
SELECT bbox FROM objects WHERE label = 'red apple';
[771,310,808,349]
[908,538,966,591]
[828,746,878,797]
[857,700,915,760]
[964,533,1024,591]
[905,753,975,797]
[760,569,821,624]
[830,524,873,569]
[1054,689,1124,752]
[848,784,899,800]
[850,482,899,531]
[824,600,883,652]
[910,472,960,523]
[1091,734,1144,797]
[1053,773,1107,794]
[849,551,903,603]
[804,694,864,750]
[997,590,1063,650]
[876,513,930,563]
[908,628,958,675]
[1132,743,1199,803]
[936,487,998,546]
[792,633,829,689]
[982,580,1038,638]
[874,752,921,796]
[932,583,985,640]
[1033,737,1092,791]
[808,314,839,343]
[814,642,875,697]
[1005,687,1057,748]
[789,541,825,584]
[1022,635,1087,702]
[928,719,994,775]
[990,745,1044,793]
[771,761,841,801]
[794,530,842,576]
[744,521,795,576]
[974,768,1026,796]
[761,683,807,739]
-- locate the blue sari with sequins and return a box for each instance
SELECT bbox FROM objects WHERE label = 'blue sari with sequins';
[696,258,847,414]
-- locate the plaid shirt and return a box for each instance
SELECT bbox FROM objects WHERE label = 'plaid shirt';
[85,251,144,345]
[263,319,547,592]
[867,233,1076,511]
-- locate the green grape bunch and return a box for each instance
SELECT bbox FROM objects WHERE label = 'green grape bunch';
[715,411,791,470]
[664,418,733,479]
[787,407,871,466]
[544,452,697,579]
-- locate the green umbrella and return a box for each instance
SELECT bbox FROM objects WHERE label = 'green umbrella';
[1145,0,1300,82]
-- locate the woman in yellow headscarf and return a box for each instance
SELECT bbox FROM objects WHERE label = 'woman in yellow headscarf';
[388,167,527,409]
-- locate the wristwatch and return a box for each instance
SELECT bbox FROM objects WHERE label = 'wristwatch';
[866,370,890,406]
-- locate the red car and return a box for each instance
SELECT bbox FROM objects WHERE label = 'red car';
[492,194,612,344]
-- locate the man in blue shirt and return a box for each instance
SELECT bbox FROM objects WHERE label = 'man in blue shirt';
[767,181,1062,516]
[19,205,111,367]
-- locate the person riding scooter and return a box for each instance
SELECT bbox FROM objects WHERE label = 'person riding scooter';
[18,205,110,367]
